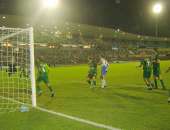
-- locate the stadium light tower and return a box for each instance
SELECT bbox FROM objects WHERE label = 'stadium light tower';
[42,0,60,9]
[152,3,162,37]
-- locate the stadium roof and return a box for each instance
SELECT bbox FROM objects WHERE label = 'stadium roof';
[0,14,170,43]
[1,0,170,37]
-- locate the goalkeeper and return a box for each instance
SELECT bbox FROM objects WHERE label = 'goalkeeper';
[36,59,54,97]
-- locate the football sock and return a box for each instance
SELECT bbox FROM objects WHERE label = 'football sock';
[101,79,104,88]
[48,86,54,92]
[154,79,158,88]
[146,83,149,87]
[90,80,93,86]
[50,91,55,97]
[160,80,166,89]
[103,80,106,87]
[48,86,55,97]
[146,83,152,89]
[87,80,91,85]
[93,80,96,86]
[150,82,154,88]
[37,86,42,95]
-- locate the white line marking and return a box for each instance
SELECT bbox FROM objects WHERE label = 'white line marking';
[36,106,121,130]
[0,96,121,130]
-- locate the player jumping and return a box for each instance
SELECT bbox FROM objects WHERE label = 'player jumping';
[87,58,97,88]
[152,55,166,90]
[138,58,153,90]
[100,58,109,88]
[36,59,54,97]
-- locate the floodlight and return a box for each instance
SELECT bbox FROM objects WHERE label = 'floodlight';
[42,0,60,9]
[2,16,6,19]
[153,3,162,14]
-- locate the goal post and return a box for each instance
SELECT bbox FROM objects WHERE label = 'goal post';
[0,27,36,112]
[29,27,36,107]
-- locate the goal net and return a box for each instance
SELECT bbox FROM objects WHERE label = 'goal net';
[0,27,36,112]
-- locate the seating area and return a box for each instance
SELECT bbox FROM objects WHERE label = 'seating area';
[1,14,170,65]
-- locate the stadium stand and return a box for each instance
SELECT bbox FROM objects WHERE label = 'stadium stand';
[1,14,170,64]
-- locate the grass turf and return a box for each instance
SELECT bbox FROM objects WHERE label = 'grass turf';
[0,61,170,130]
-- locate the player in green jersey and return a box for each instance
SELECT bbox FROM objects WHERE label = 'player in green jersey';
[36,59,54,97]
[138,58,153,90]
[152,55,166,90]
[87,58,97,88]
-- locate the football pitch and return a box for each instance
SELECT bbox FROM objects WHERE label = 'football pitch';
[0,61,170,130]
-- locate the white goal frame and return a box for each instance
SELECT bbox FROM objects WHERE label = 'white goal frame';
[0,27,36,108]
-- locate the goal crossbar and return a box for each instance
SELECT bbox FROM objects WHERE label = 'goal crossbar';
[0,28,30,42]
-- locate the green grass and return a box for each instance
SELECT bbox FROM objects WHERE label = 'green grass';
[0,61,170,130]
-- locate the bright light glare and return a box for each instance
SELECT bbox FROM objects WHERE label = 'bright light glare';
[153,3,162,14]
[42,0,60,9]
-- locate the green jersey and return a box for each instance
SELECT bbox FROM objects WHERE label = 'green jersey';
[88,60,97,76]
[89,60,97,68]
[140,59,152,78]
[38,63,49,77]
[89,66,97,75]
[153,59,161,75]
[140,59,152,72]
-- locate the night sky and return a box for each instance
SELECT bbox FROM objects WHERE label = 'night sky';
[0,0,170,37]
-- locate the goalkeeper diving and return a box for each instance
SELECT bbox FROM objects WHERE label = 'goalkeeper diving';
[36,58,54,97]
